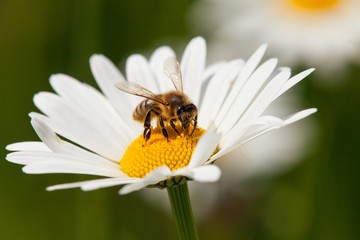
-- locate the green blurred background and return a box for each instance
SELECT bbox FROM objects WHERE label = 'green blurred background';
[0,0,359,239]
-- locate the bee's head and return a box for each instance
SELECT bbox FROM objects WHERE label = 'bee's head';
[177,103,197,129]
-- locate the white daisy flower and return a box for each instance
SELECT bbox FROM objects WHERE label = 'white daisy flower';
[6,37,317,195]
[191,0,360,72]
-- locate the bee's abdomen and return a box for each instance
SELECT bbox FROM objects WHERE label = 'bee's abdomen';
[133,99,153,121]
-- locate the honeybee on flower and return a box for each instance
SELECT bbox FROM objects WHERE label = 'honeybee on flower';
[6,37,316,194]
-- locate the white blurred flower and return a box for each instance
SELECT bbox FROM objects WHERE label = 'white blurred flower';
[191,0,360,72]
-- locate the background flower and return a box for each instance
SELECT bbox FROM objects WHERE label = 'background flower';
[191,0,360,74]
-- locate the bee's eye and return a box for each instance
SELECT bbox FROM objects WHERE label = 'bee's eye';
[176,108,183,116]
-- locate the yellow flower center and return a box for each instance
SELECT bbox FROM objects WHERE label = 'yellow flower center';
[290,0,340,10]
[120,126,205,178]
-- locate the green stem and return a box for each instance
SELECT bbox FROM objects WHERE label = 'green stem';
[167,181,199,240]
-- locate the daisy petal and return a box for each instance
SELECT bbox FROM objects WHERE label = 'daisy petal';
[284,108,318,124]
[7,151,114,167]
[119,166,171,195]
[189,128,221,168]
[126,54,160,92]
[81,178,140,191]
[210,116,285,161]
[248,70,291,115]
[277,68,315,98]
[172,164,221,182]
[6,142,50,152]
[233,109,318,148]
[236,116,287,145]
[90,54,138,115]
[22,158,122,177]
[181,37,206,105]
[149,46,176,92]
[47,177,139,191]
[201,61,226,83]
[50,74,134,141]
[217,58,278,134]
[212,109,317,161]
[190,165,221,182]
[199,59,244,128]
[30,110,122,161]
[30,118,119,167]
[214,44,267,126]
[47,180,98,191]
[229,69,291,132]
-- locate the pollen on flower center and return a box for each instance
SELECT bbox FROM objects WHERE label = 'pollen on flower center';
[290,0,340,10]
[120,126,205,178]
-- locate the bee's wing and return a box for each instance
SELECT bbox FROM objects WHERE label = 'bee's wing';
[163,57,183,93]
[115,81,167,105]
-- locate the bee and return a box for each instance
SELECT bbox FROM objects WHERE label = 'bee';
[115,57,198,142]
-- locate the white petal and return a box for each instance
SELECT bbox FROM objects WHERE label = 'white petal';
[30,108,122,161]
[119,182,148,195]
[7,151,96,166]
[81,178,140,191]
[190,165,221,182]
[217,58,278,134]
[171,164,221,182]
[30,117,118,168]
[126,54,160,92]
[243,70,291,120]
[229,70,291,133]
[49,74,134,141]
[197,61,227,112]
[12,150,117,170]
[212,109,317,162]
[6,152,42,165]
[119,166,171,195]
[210,116,285,161]
[22,156,122,177]
[214,44,267,127]
[199,59,244,128]
[284,108,318,125]
[6,142,50,152]
[89,54,138,116]
[188,128,221,168]
[149,46,176,92]
[47,177,139,191]
[201,61,226,83]
[181,37,206,105]
[235,116,287,145]
[277,68,315,98]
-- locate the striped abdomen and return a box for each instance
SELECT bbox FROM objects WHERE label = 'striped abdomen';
[132,99,155,121]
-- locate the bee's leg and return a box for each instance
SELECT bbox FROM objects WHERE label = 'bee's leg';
[143,111,153,141]
[154,112,169,141]
[190,115,198,136]
[182,123,189,135]
[170,119,181,136]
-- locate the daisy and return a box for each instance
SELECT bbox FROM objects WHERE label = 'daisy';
[191,0,360,72]
[6,37,317,196]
